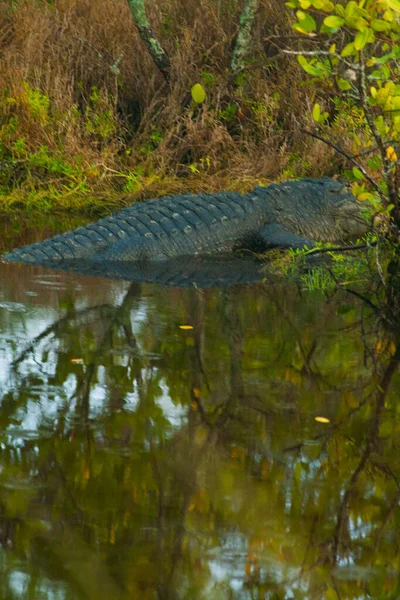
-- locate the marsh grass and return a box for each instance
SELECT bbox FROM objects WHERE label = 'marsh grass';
[0,0,347,214]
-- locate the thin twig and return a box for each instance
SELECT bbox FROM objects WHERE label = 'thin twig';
[359,52,397,206]
[301,128,382,196]
[305,242,377,256]
[282,48,357,70]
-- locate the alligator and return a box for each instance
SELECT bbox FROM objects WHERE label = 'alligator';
[2,178,368,266]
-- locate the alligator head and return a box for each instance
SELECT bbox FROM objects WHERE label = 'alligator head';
[261,178,370,244]
[328,183,370,242]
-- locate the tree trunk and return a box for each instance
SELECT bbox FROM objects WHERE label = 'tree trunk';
[231,0,259,79]
[127,0,171,83]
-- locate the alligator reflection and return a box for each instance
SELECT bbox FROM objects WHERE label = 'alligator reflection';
[1,259,400,599]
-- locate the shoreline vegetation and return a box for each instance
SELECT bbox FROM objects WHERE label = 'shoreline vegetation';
[0,0,362,217]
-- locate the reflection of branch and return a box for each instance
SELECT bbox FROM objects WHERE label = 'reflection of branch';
[51,455,84,522]
[332,344,400,563]
[328,268,381,316]
[282,392,373,455]
[373,486,400,553]
[264,288,322,388]
[12,304,115,368]
[73,284,142,418]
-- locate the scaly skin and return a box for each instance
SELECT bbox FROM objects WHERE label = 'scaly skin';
[2,178,368,265]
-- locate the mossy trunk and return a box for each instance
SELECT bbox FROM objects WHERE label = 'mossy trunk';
[127,0,171,83]
[231,0,259,79]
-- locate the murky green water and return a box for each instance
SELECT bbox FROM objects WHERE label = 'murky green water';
[1,227,400,599]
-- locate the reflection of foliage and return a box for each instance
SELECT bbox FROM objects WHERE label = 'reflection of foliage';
[1,272,400,598]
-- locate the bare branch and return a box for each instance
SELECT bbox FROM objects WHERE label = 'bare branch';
[127,0,171,83]
[231,0,259,78]
[300,128,383,196]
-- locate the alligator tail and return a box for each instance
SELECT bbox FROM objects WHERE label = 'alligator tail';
[2,225,117,264]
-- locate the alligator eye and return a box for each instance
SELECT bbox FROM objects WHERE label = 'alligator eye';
[329,185,346,193]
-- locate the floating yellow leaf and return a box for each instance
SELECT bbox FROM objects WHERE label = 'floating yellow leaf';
[179,325,193,330]
[315,416,330,423]
[193,388,201,398]
[71,358,84,364]
[386,146,398,161]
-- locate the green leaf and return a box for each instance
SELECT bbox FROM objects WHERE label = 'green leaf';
[341,43,355,57]
[191,83,206,104]
[320,0,334,11]
[385,96,400,114]
[371,19,391,32]
[385,0,400,13]
[312,103,321,122]
[367,155,382,171]
[335,4,345,17]
[374,115,389,137]
[345,0,357,18]
[323,15,345,28]
[337,78,351,91]
[371,69,383,80]
[383,9,395,22]
[352,167,364,180]
[321,111,329,123]
[354,28,370,51]
[296,10,317,32]
[297,55,323,76]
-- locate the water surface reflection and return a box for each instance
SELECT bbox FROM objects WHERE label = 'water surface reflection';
[0,256,400,599]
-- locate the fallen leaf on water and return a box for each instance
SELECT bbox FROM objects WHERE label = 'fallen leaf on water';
[315,416,330,424]
[71,358,84,364]
[179,325,193,330]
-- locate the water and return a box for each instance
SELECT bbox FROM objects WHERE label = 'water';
[1,231,400,599]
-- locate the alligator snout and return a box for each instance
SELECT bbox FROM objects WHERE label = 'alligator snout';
[336,199,369,240]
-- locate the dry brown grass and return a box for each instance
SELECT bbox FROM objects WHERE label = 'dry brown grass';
[0,0,341,211]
